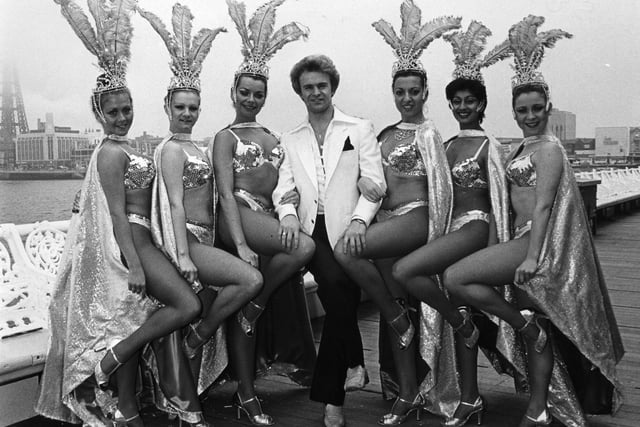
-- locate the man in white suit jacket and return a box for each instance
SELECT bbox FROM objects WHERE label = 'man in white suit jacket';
[273,55,386,427]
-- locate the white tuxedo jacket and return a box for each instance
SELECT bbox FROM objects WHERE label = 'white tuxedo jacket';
[273,107,386,248]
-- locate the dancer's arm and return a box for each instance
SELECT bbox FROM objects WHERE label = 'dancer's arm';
[212,131,259,267]
[97,144,145,295]
[514,143,563,284]
[161,143,198,283]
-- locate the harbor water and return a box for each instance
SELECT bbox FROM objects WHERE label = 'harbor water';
[0,180,82,224]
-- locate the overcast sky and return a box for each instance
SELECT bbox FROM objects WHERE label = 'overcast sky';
[2,0,639,140]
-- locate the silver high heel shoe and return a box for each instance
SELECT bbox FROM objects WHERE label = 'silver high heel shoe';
[442,396,486,427]
[519,309,547,353]
[388,299,415,350]
[378,392,424,425]
[95,347,123,390]
[177,413,211,427]
[453,306,479,349]
[520,408,551,426]
[237,301,265,337]
[230,392,274,426]
[112,409,142,427]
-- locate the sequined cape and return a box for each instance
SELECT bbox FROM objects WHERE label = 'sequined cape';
[412,121,459,417]
[150,134,227,394]
[511,135,624,426]
[35,141,157,425]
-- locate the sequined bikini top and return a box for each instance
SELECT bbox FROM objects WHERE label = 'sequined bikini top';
[506,151,536,187]
[171,135,212,190]
[122,150,155,190]
[381,124,427,177]
[228,128,284,173]
[446,138,488,189]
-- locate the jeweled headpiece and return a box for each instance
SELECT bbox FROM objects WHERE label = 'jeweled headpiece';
[54,0,136,121]
[508,15,572,96]
[372,0,461,78]
[137,3,226,92]
[444,21,511,85]
[227,0,309,80]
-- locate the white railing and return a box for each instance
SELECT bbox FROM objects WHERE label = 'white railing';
[575,167,640,208]
[0,221,68,340]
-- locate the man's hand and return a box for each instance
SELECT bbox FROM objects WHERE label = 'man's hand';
[357,177,386,203]
[343,219,367,256]
[279,188,300,208]
[279,215,301,251]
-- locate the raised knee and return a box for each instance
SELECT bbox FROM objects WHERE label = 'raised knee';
[442,267,460,295]
[391,259,410,285]
[332,242,353,266]
[178,293,201,324]
[245,270,264,297]
[296,235,316,264]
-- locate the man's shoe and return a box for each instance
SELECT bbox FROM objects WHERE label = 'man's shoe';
[324,404,346,427]
[344,365,369,392]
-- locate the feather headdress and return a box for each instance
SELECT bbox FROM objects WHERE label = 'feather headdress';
[372,0,461,78]
[443,20,511,85]
[137,3,226,92]
[227,0,309,80]
[508,15,572,93]
[54,0,136,95]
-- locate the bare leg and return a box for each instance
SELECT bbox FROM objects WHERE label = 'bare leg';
[186,235,263,345]
[392,220,489,328]
[102,226,202,377]
[376,257,419,415]
[443,236,552,421]
[220,206,315,319]
[114,352,143,426]
[333,207,429,324]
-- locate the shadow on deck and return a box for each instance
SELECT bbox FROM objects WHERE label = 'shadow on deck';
[13,211,640,427]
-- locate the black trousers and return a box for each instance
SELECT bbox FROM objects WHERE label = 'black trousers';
[309,215,364,405]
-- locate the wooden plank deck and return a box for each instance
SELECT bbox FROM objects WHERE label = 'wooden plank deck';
[14,211,640,427]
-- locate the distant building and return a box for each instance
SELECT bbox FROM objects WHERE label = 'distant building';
[595,126,640,159]
[496,137,520,156]
[15,113,90,168]
[132,131,163,156]
[548,108,576,141]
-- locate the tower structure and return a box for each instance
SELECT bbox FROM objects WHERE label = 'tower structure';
[0,62,29,168]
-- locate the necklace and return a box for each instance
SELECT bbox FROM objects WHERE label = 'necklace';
[106,134,129,143]
[394,122,420,141]
[171,133,192,142]
[230,121,262,129]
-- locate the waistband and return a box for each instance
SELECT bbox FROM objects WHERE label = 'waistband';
[376,199,428,223]
[450,210,490,232]
[186,220,214,246]
[513,220,532,240]
[127,213,151,230]
[234,188,274,213]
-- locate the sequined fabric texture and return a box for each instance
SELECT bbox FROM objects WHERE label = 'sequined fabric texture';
[506,150,536,187]
[229,129,285,173]
[35,141,158,425]
[513,135,624,425]
[123,151,156,190]
[182,152,212,189]
[381,136,427,177]
[448,132,489,189]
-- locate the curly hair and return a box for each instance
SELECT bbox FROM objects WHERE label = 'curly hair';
[290,54,340,95]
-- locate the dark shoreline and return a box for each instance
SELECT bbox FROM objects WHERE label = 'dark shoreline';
[0,171,84,180]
